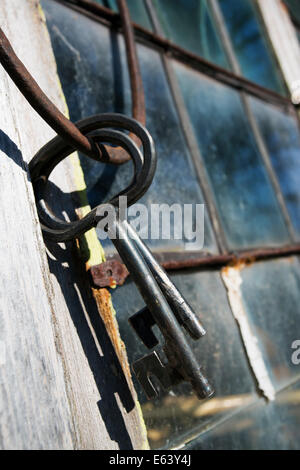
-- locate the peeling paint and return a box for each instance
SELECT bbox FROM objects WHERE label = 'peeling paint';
[221,265,275,401]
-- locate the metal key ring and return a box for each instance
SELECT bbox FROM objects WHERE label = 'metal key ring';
[33,129,143,239]
[29,114,156,242]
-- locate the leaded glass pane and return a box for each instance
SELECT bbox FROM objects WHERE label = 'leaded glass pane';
[250,97,300,237]
[95,0,152,30]
[174,61,290,250]
[41,0,217,254]
[219,0,286,94]
[152,0,228,69]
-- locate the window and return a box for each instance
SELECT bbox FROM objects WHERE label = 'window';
[152,0,228,68]
[41,0,300,449]
[219,0,286,92]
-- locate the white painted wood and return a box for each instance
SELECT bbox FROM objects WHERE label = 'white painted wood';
[0,0,74,450]
[0,0,147,449]
[258,0,300,97]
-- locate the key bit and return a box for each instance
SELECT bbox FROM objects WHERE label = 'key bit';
[129,307,158,349]
[132,351,182,399]
[110,219,214,401]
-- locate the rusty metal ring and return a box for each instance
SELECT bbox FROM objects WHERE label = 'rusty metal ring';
[29,113,156,242]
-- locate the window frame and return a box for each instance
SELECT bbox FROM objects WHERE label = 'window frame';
[51,0,300,270]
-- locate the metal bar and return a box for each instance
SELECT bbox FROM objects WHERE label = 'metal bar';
[57,0,294,109]
[98,243,300,279]
[0,0,146,165]
[103,0,146,164]
[144,0,161,33]
[0,26,100,159]
[208,0,241,73]
[158,244,300,270]
[117,0,145,124]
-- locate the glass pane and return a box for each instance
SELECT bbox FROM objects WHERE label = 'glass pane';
[111,270,257,449]
[174,61,290,250]
[41,0,217,255]
[219,0,286,94]
[285,0,300,23]
[250,98,300,237]
[240,257,300,392]
[95,0,153,30]
[152,0,228,69]
[186,380,300,450]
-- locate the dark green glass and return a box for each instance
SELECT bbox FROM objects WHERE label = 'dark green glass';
[95,0,153,30]
[152,0,228,69]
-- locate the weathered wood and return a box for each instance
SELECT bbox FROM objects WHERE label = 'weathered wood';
[0,0,148,449]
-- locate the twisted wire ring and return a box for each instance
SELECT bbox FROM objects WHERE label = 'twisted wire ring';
[29,113,156,242]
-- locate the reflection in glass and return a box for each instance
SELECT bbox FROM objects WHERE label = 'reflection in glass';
[186,380,300,450]
[42,0,217,254]
[174,61,290,250]
[95,0,152,30]
[250,97,300,237]
[240,257,300,392]
[219,0,286,94]
[152,0,228,69]
[111,270,257,449]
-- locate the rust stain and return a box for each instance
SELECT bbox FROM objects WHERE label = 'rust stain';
[90,260,129,287]
[101,244,300,274]
[109,277,117,288]
[92,287,131,378]
[226,258,252,271]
